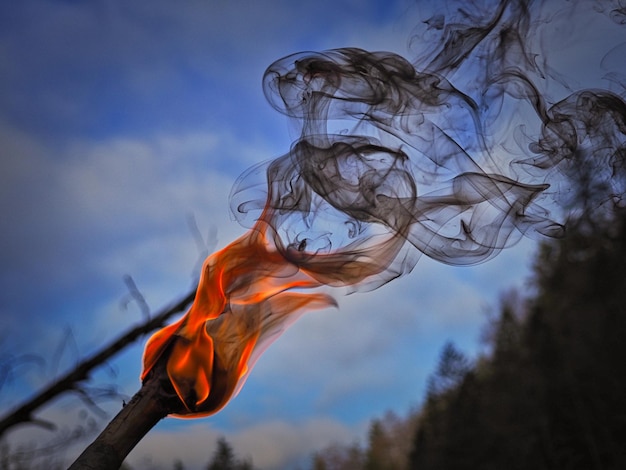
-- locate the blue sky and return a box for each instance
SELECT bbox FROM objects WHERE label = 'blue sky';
[1,0,624,469]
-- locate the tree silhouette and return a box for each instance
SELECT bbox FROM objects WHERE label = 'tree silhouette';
[206,437,254,470]
[409,206,626,469]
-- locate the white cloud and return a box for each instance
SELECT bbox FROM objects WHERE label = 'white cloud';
[126,417,362,470]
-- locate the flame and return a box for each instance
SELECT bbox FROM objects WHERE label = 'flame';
[141,209,404,417]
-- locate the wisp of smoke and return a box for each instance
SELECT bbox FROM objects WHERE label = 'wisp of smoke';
[142,0,626,416]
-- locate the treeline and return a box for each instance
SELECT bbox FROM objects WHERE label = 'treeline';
[312,208,626,470]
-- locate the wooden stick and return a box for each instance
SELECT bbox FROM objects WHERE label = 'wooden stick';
[68,351,184,470]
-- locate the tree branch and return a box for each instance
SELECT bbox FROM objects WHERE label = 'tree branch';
[67,352,183,470]
[0,289,195,437]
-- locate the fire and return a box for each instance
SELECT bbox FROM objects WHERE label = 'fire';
[141,218,330,416]
[141,209,405,417]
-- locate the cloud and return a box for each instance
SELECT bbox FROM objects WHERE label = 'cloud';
[0,120,283,365]
[126,417,362,470]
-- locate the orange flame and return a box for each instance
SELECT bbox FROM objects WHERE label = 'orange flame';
[141,209,405,417]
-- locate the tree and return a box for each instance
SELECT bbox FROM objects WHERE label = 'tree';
[311,410,418,470]
[364,420,391,470]
[522,210,626,468]
[312,441,364,470]
[425,341,470,399]
[207,437,236,470]
[206,437,254,470]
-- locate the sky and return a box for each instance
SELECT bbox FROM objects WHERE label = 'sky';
[1,0,624,469]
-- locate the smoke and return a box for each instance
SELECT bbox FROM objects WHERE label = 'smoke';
[143,0,626,416]
[231,0,626,290]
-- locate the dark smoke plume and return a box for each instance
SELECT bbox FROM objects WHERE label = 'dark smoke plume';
[231,0,626,290]
[143,0,626,416]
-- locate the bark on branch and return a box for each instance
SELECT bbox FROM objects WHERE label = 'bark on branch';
[67,349,185,470]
